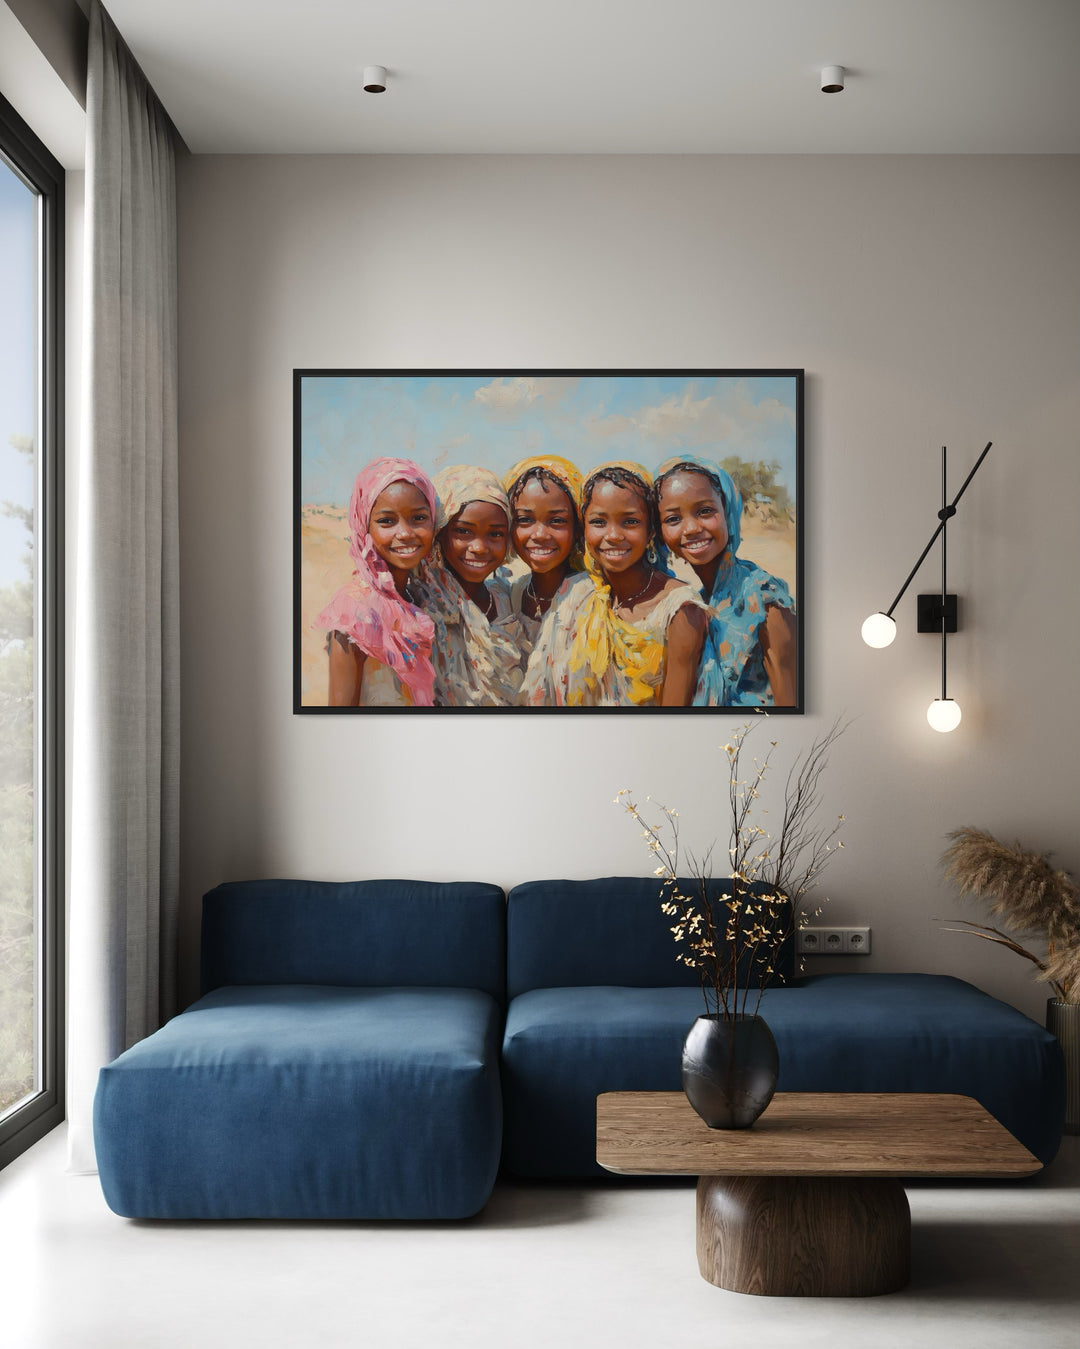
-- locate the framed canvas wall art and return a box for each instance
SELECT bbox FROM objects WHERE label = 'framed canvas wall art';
[294,369,803,713]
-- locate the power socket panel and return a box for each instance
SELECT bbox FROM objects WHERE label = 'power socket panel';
[797,926,872,955]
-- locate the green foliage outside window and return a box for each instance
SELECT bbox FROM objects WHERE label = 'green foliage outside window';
[0,433,35,1116]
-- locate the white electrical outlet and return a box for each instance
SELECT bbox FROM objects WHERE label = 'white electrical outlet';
[797,926,872,955]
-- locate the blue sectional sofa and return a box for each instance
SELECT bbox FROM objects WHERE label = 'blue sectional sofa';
[94,880,505,1219]
[94,875,1066,1220]
[501,878,1067,1174]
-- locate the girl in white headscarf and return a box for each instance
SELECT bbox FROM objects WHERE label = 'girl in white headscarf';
[414,464,526,706]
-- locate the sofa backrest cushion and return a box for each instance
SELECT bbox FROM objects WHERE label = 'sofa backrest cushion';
[506,876,794,999]
[201,879,506,1001]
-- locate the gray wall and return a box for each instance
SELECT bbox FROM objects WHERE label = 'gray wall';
[3,0,87,108]
[0,0,85,168]
[176,153,1080,1015]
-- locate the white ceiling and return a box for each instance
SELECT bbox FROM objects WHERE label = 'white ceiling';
[103,0,1080,155]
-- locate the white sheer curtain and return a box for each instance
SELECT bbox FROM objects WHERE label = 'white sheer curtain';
[67,0,180,1173]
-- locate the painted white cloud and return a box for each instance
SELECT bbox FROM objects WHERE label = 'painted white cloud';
[587,381,794,463]
[473,376,542,410]
[472,375,579,417]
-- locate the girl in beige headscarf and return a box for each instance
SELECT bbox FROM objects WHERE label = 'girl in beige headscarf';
[413,464,526,706]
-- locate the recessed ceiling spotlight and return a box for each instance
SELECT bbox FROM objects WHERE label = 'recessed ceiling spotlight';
[820,65,845,93]
[363,66,388,94]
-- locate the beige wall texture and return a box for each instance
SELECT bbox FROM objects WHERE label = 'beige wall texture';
[176,153,1080,1016]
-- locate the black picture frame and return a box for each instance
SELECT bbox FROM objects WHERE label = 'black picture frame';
[294,369,803,713]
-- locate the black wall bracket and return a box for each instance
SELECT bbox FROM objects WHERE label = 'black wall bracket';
[917,593,958,633]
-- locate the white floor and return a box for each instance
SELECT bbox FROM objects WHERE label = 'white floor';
[2,1127,1078,1349]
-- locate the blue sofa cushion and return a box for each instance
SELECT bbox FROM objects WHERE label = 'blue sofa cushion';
[506,876,794,999]
[501,973,1065,1176]
[201,879,506,1001]
[94,985,503,1219]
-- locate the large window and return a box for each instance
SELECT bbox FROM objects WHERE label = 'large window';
[0,92,63,1170]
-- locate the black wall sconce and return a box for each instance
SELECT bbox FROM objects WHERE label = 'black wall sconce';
[861,442,992,731]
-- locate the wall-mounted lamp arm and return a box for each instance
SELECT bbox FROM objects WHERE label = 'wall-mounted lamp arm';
[881,441,991,618]
[947,439,993,511]
[883,519,947,618]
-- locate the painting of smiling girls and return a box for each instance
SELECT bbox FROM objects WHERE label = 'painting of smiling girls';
[294,370,803,713]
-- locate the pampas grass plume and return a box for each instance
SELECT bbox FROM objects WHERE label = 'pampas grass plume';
[942,826,1080,1003]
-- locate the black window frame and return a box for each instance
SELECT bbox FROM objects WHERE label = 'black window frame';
[0,90,65,1171]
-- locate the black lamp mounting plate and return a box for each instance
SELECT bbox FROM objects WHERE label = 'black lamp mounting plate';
[917,593,958,633]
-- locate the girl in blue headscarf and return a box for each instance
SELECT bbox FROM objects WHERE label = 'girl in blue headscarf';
[655,456,796,707]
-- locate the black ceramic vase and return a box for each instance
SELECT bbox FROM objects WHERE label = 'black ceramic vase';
[681,1013,779,1129]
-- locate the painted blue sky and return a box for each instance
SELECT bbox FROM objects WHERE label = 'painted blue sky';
[300,373,799,509]
[0,157,36,591]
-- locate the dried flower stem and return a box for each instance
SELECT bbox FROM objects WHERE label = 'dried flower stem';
[618,718,846,1023]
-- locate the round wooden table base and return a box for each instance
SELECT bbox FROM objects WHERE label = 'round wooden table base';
[696,1174,911,1297]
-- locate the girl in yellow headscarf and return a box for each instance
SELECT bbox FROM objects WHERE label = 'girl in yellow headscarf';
[520,462,708,707]
[502,455,586,655]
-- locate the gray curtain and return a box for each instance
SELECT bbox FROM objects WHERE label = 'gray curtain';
[67,0,180,1173]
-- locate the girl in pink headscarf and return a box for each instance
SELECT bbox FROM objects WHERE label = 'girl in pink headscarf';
[316,457,438,707]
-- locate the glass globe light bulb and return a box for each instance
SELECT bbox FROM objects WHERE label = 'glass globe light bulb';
[861,612,897,648]
[927,698,962,733]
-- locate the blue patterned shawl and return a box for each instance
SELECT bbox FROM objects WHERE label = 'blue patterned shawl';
[655,455,794,707]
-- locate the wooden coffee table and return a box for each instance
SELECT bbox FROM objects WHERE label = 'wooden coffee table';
[596,1091,1041,1297]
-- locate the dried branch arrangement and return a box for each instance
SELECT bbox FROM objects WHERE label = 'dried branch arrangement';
[941,826,1080,1003]
[618,718,846,1021]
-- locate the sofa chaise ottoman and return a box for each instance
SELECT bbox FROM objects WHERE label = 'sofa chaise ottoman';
[500,877,1067,1176]
[94,879,505,1219]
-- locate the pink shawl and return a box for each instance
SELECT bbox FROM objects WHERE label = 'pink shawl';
[316,457,438,705]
